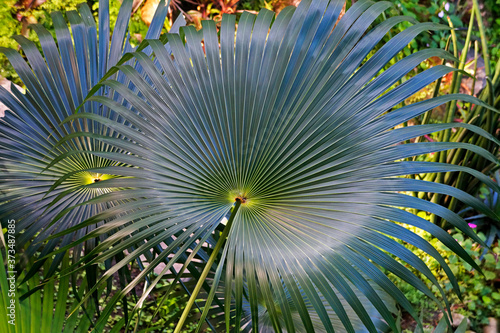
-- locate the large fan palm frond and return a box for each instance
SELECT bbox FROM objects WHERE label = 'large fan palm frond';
[45,0,500,331]
[0,0,185,280]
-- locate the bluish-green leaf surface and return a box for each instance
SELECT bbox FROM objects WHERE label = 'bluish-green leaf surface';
[7,0,500,331]
[0,0,185,278]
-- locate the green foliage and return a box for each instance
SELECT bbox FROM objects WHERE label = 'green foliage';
[0,0,152,85]
[0,223,97,333]
[482,0,500,67]
[449,233,500,326]
[392,215,500,331]
[0,1,19,50]
[0,0,82,84]
[0,1,20,82]
[387,0,458,50]
[459,170,500,258]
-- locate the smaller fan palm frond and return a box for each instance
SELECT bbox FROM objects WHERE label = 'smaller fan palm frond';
[0,0,185,281]
[51,0,499,331]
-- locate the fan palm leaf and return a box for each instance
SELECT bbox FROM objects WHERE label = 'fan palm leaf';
[0,0,185,279]
[33,0,500,331]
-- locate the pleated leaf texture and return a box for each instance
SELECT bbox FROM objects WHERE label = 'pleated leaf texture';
[29,0,500,332]
[0,0,185,278]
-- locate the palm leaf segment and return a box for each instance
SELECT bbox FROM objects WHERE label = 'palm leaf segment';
[0,0,185,274]
[57,0,500,331]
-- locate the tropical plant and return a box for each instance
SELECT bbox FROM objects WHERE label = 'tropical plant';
[0,0,185,330]
[0,0,84,85]
[2,0,500,332]
[391,216,500,331]
[0,221,229,332]
[415,0,500,229]
[38,0,500,331]
[459,170,500,257]
[0,0,184,264]
[0,225,96,333]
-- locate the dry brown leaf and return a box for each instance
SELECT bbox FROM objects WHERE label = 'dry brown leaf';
[141,0,161,26]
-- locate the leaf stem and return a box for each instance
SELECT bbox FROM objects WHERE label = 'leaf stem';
[174,199,242,333]
[472,0,491,77]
